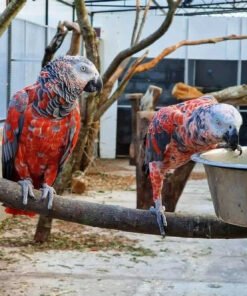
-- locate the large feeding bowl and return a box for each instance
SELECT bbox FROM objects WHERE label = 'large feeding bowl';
[192,147,247,227]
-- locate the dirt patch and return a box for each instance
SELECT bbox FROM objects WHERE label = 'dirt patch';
[86,173,136,191]
[0,216,155,258]
[84,159,206,192]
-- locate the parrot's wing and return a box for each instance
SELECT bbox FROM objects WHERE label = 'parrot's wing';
[58,111,80,173]
[145,129,171,163]
[2,90,29,179]
[143,106,181,174]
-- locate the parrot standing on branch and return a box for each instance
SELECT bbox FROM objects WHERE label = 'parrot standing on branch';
[143,96,243,236]
[2,55,102,216]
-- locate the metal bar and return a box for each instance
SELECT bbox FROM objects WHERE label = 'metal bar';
[11,58,42,62]
[6,23,12,105]
[89,6,247,14]
[45,0,49,47]
[184,17,189,85]
[56,0,74,7]
[237,18,243,85]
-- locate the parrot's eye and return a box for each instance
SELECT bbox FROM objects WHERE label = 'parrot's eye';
[80,66,86,72]
[229,125,232,129]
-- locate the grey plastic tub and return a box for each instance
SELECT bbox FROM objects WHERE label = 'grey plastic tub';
[192,148,247,227]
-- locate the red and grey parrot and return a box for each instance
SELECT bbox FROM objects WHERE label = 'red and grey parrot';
[143,96,243,236]
[2,55,102,216]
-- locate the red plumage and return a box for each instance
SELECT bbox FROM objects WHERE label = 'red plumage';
[3,83,80,216]
[2,56,102,216]
[144,95,242,236]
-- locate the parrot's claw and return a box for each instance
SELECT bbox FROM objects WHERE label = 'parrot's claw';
[150,200,167,237]
[40,183,56,209]
[236,144,243,156]
[18,179,35,205]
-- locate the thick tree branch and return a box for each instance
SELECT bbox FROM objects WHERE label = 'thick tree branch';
[63,21,81,55]
[99,0,152,107]
[74,0,100,69]
[94,52,148,121]
[102,0,181,84]
[134,34,247,73]
[172,83,247,106]
[41,21,68,67]
[1,178,247,238]
[0,0,26,37]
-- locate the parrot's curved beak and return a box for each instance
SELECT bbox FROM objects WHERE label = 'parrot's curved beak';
[84,76,103,93]
[223,128,239,151]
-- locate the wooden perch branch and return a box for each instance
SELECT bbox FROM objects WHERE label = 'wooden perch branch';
[134,34,247,74]
[94,51,148,121]
[0,0,26,37]
[101,0,152,102]
[63,21,81,56]
[75,0,100,68]
[1,178,247,238]
[102,0,181,84]
[172,83,247,106]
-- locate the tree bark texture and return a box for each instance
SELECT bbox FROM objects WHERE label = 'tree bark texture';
[127,93,143,165]
[162,161,195,212]
[136,111,155,210]
[1,178,247,239]
[0,0,26,37]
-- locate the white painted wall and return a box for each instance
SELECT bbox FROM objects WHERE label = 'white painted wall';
[95,14,127,158]
[0,0,73,27]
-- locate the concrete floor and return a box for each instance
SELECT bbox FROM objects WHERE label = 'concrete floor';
[1,175,247,296]
[0,129,247,295]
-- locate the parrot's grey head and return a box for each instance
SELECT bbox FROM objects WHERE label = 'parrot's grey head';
[39,55,103,103]
[204,104,242,150]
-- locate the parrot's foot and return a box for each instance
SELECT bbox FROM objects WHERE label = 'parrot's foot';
[18,179,35,205]
[150,200,167,237]
[40,183,56,210]
[236,144,243,156]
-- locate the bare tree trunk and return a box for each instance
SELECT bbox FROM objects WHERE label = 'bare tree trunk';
[136,111,155,209]
[127,93,143,165]
[0,0,26,37]
[1,177,247,239]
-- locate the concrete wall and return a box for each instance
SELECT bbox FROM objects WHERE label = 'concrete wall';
[94,12,246,158]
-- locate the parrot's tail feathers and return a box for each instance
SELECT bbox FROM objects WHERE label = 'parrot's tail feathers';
[5,207,36,217]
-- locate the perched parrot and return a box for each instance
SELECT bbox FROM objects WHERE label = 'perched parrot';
[2,55,102,216]
[143,95,243,236]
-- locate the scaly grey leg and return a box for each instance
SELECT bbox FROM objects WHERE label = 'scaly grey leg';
[18,179,35,205]
[150,199,167,237]
[40,183,56,209]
